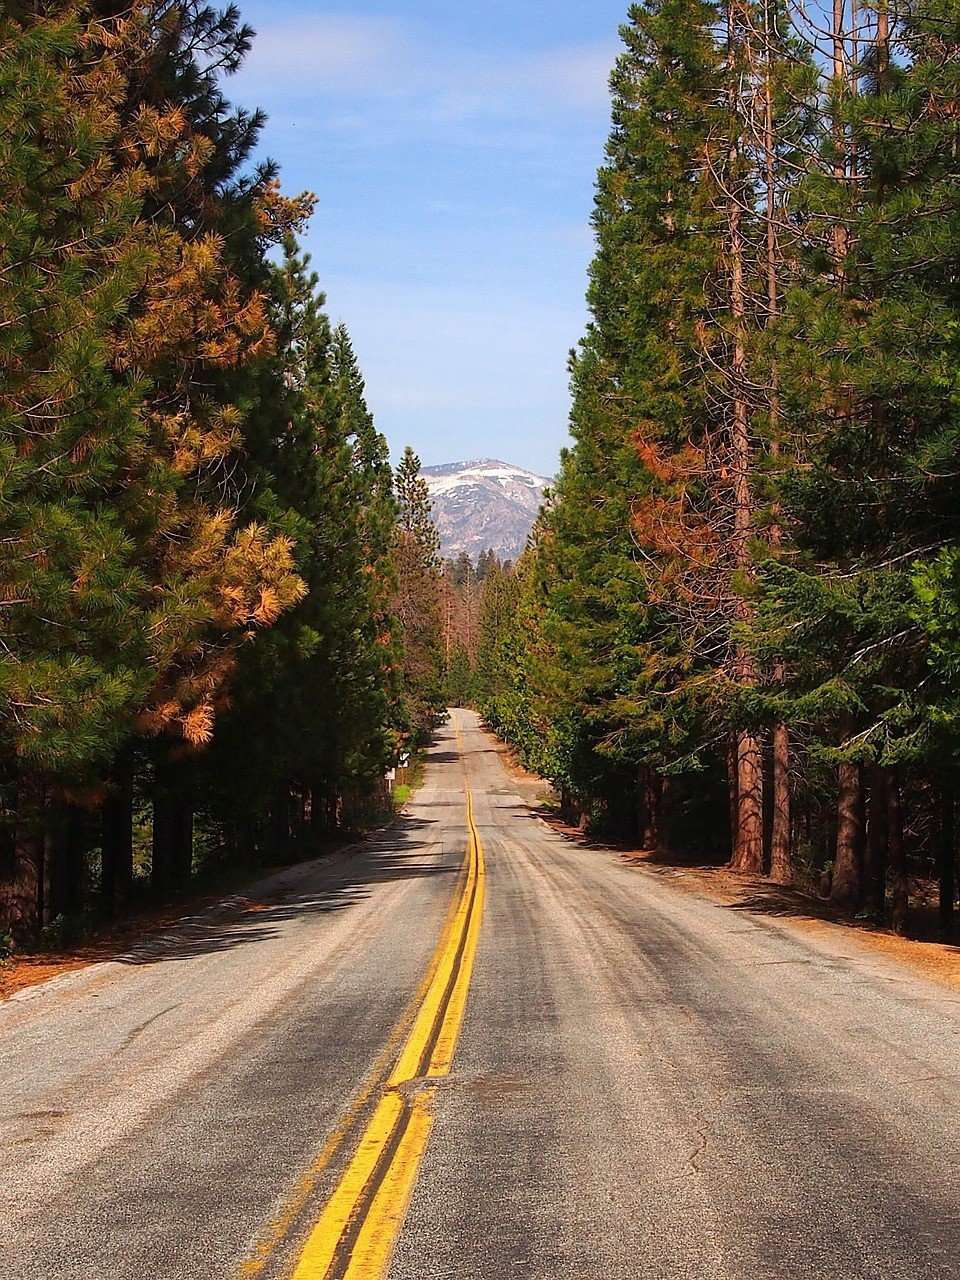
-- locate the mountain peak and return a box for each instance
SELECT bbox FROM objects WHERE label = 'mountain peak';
[423,457,505,474]
[422,459,550,562]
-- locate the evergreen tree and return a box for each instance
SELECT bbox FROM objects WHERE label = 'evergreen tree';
[199,244,402,858]
[103,0,308,896]
[760,0,960,922]
[521,0,730,846]
[0,1,401,932]
[392,448,444,739]
[0,4,159,932]
[491,0,960,928]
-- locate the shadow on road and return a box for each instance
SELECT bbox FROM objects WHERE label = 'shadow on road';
[728,884,960,948]
[115,812,453,966]
[727,883,846,922]
[527,802,728,867]
[421,750,461,765]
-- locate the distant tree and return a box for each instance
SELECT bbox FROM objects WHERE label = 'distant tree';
[395,447,441,565]
[452,552,474,589]
[392,448,444,739]
[445,644,473,708]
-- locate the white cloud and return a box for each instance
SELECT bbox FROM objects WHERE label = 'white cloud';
[233,12,617,126]
[234,13,405,94]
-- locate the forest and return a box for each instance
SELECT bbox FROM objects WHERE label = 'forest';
[0,2,447,943]
[5,0,960,950]
[1,3,957,1274]
[467,0,960,939]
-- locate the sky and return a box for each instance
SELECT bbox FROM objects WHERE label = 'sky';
[229,1,629,478]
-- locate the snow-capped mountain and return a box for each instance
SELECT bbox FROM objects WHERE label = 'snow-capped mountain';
[423,459,551,563]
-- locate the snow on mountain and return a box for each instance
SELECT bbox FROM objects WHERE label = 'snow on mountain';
[422,458,550,563]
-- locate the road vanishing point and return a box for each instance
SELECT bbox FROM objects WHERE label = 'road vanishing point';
[1,710,959,1278]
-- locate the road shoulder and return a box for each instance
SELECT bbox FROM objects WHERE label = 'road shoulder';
[0,827,390,1006]
[489,732,960,998]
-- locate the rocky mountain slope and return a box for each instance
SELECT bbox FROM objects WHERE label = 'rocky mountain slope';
[423,459,550,562]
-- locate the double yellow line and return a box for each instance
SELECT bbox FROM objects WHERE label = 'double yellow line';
[285,781,484,1278]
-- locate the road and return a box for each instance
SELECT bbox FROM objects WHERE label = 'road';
[1,710,959,1279]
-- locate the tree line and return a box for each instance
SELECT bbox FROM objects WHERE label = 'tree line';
[474,0,960,938]
[0,1,445,942]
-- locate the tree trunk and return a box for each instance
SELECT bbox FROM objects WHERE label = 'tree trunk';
[831,757,864,911]
[645,773,661,852]
[727,736,739,859]
[725,8,763,876]
[732,730,764,872]
[309,785,325,839]
[937,779,955,942]
[102,762,134,915]
[152,758,194,897]
[271,781,292,856]
[298,790,310,835]
[559,785,568,821]
[886,765,908,934]
[758,3,793,889]
[876,0,889,90]
[51,804,87,920]
[832,0,849,271]
[643,770,664,851]
[170,794,194,892]
[862,765,888,921]
[648,774,667,854]
[636,765,649,846]
[151,778,175,898]
[769,719,792,884]
[235,815,257,868]
[0,819,13,934]
[2,775,45,940]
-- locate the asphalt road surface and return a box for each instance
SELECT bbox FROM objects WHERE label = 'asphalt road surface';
[1,710,959,1279]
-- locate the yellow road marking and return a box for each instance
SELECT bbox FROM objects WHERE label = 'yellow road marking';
[235,720,471,1279]
[288,1092,405,1279]
[427,793,485,1078]
[341,1095,436,1280]
[237,1081,390,1280]
[287,714,484,1280]
[387,843,475,1088]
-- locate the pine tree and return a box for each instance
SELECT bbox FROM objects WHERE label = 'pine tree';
[0,2,335,928]
[198,243,402,857]
[489,0,813,866]
[522,0,731,845]
[0,4,170,932]
[761,0,960,922]
[478,0,960,926]
[328,324,405,806]
[104,1,309,895]
[392,448,444,739]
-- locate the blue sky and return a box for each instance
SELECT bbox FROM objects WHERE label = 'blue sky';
[230,1,629,477]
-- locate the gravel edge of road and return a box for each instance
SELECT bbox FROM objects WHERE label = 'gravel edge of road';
[483,724,960,997]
